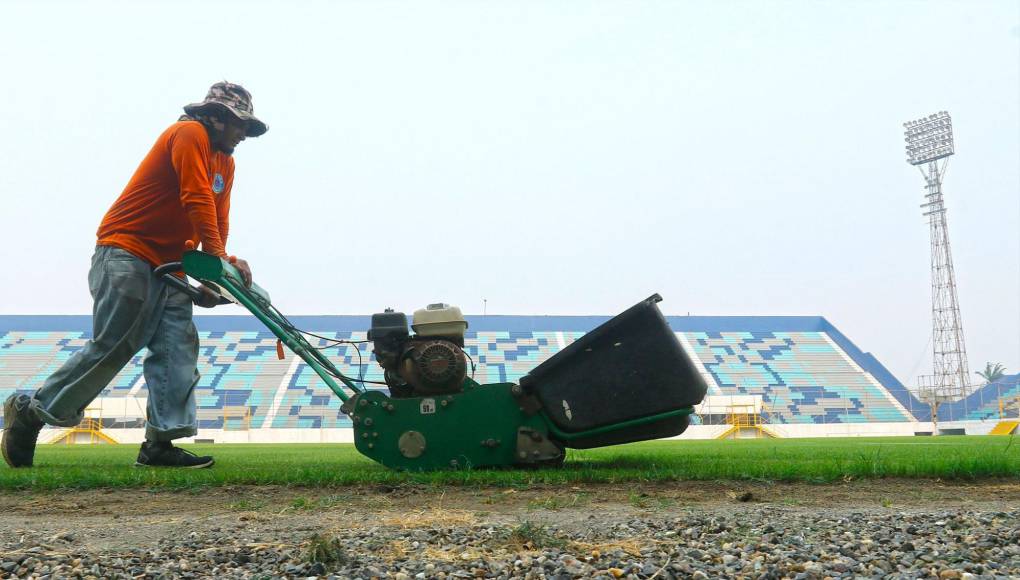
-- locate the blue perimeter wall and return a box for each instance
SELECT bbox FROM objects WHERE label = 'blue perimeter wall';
[1,314,914,410]
[6,314,1017,422]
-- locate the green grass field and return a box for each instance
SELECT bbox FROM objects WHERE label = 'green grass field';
[2,436,1018,490]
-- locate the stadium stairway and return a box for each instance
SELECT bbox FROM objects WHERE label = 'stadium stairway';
[989,421,1019,435]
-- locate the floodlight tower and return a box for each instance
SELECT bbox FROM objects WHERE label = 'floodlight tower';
[903,111,972,406]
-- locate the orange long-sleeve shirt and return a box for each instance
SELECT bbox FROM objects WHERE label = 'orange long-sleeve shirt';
[97,121,234,267]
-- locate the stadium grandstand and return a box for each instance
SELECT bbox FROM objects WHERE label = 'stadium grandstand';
[2,315,1018,443]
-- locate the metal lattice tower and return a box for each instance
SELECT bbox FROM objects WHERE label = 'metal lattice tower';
[903,111,971,404]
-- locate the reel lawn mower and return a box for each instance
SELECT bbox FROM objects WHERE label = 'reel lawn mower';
[156,250,708,471]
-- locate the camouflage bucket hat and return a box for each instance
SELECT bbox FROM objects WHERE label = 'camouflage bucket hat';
[183,81,267,137]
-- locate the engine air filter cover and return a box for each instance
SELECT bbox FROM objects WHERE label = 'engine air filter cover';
[368,309,408,342]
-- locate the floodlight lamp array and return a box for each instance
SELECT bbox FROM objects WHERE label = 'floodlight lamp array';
[903,111,954,165]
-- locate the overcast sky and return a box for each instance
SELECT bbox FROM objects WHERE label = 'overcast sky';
[1,0,1017,386]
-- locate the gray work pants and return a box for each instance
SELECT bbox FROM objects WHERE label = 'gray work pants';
[30,245,200,441]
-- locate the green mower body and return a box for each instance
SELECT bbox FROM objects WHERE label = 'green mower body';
[172,250,707,470]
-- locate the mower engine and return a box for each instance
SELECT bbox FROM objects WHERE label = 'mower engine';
[369,303,468,398]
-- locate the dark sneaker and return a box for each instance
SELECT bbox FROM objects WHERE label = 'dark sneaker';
[135,441,214,469]
[2,394,45,468]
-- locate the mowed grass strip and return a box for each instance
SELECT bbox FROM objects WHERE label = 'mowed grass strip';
[1,436,1018,490]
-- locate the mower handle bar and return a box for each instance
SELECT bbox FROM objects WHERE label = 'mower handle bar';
[153,262,232,306]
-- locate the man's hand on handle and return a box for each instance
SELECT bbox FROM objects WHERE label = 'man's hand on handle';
[195,284,223,309]
[229,256,253,287]
[186,242,252,287]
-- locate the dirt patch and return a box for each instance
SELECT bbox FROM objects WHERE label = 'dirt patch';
[1,479,1018,537]
[1,480,1018,577]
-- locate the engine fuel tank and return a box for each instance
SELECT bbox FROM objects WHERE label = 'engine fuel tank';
[411,303,468,341]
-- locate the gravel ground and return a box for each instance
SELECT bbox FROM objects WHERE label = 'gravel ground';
[0,482,1018,579]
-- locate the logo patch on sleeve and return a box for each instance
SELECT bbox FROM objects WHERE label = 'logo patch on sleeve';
[212,173,225,194]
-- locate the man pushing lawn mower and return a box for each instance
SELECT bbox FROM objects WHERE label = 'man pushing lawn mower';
[2,82,266,469]
[3,82,709,473]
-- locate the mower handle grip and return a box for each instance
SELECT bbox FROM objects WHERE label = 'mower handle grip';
[153,262,232,306]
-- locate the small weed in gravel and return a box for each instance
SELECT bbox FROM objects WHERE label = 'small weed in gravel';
[502,520,566,550]
[304,533,347,567]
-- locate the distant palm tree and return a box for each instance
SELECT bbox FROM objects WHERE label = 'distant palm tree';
[976,362,1006,384]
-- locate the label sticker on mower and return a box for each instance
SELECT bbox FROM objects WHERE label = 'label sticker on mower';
[420,398,436,415]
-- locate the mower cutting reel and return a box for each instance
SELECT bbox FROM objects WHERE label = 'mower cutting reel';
[171,250,707,471]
